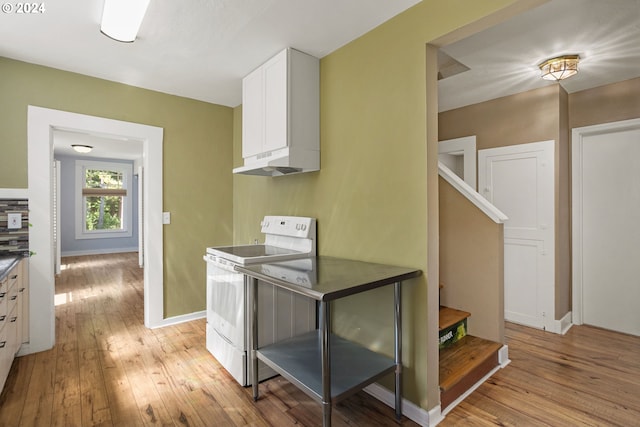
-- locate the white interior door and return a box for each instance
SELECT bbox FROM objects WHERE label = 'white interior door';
[479,140,555,330]
[573,119,640,337]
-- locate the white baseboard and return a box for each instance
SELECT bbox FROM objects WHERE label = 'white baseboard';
[498,344,511,367]
[61,247,139,257]
[363,383,430,426]
[428,405,445,426]
[558,311,573,334]
[546,311,573,335]
[148,310,206,329]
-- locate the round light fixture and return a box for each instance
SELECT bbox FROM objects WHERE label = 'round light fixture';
[71,144,93,153]
[539,55,580,81]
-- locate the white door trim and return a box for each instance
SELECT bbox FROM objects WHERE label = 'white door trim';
[24,106,164,354]
[571,117,640,325]
[438,136,477,190]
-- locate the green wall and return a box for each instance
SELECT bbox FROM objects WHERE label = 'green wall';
[0,0,526,413]
[0,57,234,317]
[233,0,523,410]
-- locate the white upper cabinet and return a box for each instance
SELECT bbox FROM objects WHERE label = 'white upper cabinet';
[235,48,320,176]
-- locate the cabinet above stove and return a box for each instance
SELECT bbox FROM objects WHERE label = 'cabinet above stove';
[233,47,319,177]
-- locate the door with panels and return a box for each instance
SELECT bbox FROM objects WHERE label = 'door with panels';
[479,140,555,330]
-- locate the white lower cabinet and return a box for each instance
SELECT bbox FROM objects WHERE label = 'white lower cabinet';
[0,258,28,392]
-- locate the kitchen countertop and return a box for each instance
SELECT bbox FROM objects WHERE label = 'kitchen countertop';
[0,255,22,281]
[236,256,421,301]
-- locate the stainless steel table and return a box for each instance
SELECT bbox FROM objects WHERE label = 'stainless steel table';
[237,256,421,427]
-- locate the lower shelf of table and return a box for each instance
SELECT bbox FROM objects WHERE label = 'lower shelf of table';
[256,330,397,403]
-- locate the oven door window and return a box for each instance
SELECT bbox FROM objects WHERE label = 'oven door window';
[206,262,245,349]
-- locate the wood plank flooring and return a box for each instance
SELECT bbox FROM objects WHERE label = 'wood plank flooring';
[440,322,640,426]
[0,253,417,427]
[1,253,639,426]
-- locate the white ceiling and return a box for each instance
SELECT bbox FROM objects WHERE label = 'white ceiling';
[2,0,638,158]
[438,0,640,112]
[53,130,142,161]
[0,0,420,108]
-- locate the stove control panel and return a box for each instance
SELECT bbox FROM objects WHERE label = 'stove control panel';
[261,216,316,239]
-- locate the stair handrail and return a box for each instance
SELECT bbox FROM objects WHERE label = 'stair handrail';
[438,161,508,224]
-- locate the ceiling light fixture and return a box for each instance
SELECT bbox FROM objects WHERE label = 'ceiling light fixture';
[71,144,93,153]
[100,0,150,43]
[539,54,580,81]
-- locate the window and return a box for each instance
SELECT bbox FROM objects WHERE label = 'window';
[75,160,133,239]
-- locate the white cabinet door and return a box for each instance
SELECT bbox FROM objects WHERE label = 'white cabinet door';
[242,65,265,159]
[263,50,288,154]
[242,49,289,159]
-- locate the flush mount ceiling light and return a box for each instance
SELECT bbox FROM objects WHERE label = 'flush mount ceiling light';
[71,144,93,153]
[100,0,150,43]
[539,54,580,81]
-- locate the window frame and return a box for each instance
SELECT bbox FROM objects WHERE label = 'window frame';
[75,159,133,240]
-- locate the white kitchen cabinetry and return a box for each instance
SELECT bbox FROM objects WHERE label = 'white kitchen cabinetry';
[0,257,28,392]
[18,258,28,345]
[236,47,319,176]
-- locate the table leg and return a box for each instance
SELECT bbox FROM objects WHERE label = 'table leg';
[320,300,332,427]
[394,281,402,420]
[250,276,259,401]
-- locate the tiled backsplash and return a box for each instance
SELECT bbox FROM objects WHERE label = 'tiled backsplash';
[0,199,29,256]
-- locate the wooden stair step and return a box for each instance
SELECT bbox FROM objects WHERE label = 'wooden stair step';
[439,335,502,409]
[439,306,471,331]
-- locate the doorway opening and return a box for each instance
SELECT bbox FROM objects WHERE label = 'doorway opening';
[25,106,164,355]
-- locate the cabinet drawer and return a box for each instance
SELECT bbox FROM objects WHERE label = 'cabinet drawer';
[6,304,18,356]
[0,278,7,314]
[0,316,12,392]
[0,290,6,327]
[7,284,19,315]
[7,271,18,289]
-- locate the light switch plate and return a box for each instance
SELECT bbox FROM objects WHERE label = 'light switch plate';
[162,212,171,225]
[7,213,22,229]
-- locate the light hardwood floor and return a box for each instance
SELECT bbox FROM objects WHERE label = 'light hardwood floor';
[1,253,639,426]
[440,322,640,426]
[0,253,418,427]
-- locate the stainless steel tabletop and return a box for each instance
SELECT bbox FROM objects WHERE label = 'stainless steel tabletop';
[236,256,421,301]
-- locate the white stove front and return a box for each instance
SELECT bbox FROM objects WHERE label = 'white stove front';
[203,215,317,386]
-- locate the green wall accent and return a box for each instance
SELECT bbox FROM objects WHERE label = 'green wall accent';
[0,57,234,317]
[233,0,523,411]
[0,0,527,413]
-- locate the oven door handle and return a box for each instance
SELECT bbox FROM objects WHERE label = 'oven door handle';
[214,327,236,347]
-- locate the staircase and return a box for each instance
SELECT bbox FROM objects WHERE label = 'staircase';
[439,305,502,409]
